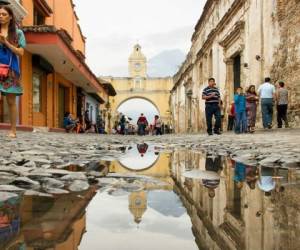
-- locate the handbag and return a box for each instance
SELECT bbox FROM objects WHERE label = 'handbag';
[0,53,12,81]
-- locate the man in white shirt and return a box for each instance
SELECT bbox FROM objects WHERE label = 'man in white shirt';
[258,77,276,129]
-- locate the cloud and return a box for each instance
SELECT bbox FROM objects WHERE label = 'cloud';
[73,0,206,76]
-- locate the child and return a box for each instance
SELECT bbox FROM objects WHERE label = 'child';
[234,87,247,133]
[227,101,235,131]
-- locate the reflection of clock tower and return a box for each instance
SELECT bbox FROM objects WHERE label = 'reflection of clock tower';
[129,191,147,224]
[129,44,147,78]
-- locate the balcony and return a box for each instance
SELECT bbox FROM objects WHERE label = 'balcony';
[6,0,28,21]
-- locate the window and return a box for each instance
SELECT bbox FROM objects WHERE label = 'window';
[34,7,45,25]
[134,77,142,89]
[32,72,42,112]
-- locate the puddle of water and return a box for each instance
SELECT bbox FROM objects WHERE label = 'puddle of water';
[79,189,198,250]
[1,146,300,250]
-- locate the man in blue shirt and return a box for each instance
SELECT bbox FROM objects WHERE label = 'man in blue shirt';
[202,78,221,135]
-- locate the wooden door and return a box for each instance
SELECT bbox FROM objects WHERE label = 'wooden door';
[58,85,66,128]
[32,69,47,126]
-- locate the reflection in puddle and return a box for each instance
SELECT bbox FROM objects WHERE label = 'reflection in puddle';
[173,150,300,250]
[1,147,300,250]
[79,189,198,250]
[1,188,96,249]
[118,144,160,171]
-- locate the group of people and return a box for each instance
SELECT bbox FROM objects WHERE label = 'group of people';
[63,110,106,134]
[185,154,285,199]
[114,113,166,136]
[137,113,166,135]
[203,77,289,135]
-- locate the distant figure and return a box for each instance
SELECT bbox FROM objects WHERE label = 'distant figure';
[124,121,130,135]
[63,112,76,132]
[137,143,148,157]
[203,154,222,198]
[246,85,259,133]
[234,162,246,189]
[227,101,235,131]
[84,110,92,131]
[258,77,276,129]
[137,113,148,135]
[246,165,258,190]
[154,115,162,135]
[276,81,289,128]
[258,167,275,194]
[220,100,225,132]
[202,78,221,135]
[119,114,126,135]
[234,87,247,134]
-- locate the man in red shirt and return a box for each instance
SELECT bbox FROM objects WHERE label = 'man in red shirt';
[137,113,148,135]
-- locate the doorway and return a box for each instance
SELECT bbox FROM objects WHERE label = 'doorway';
[233,54,241,93]
[32,68,47,126]
[58,85,67,128]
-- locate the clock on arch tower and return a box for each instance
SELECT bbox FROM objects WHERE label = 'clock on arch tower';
[128,44,147,78]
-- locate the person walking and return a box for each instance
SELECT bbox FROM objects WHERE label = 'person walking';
[154,115,162,135]
[202,78,221,135]
[137,113,148,136]
[234,87,247,134]
[119,114,126,135]
[258,77,276,129]
[0,5,26,138]
[246,85,259,133]
[276,81,289,128]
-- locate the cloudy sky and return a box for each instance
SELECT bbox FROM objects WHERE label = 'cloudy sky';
[73,0,206,77]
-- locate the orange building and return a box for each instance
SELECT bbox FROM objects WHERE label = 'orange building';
[0,0,113,129]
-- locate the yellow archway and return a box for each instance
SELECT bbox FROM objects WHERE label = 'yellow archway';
[101,45,174,132]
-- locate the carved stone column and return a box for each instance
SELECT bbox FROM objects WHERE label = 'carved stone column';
[225,59,234,106]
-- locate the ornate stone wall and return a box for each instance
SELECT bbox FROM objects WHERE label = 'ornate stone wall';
[172,0,300,133]
[271,0,300,127]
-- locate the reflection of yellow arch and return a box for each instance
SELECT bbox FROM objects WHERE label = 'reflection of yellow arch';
[110,153,171,178]
[116,96,160,116]
[118,154,160,172]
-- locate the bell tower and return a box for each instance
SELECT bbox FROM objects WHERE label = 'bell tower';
[128,44,147,78]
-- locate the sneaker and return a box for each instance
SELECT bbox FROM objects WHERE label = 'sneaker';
[267,124,273,129]
[214,131,221,135]
[208,133,213,136]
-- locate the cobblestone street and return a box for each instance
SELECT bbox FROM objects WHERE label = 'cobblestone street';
[1,129,300,249]
[1,128,299,185]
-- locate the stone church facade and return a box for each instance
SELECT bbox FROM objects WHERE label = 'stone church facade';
[171,0,300,133]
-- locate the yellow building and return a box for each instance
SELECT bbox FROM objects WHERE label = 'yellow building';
[102,45,173,129]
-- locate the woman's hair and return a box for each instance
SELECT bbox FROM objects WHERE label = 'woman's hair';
[0,5,17,45]
[246,85,257,95]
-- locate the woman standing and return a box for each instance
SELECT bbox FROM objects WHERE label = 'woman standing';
[246,85,259,133]
[0,5,26,138]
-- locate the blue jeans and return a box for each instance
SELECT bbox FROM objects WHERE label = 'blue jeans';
[235,111,247,133]
[205,103,221,134]
[261,98,274,128]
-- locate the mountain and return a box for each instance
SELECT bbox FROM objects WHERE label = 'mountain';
[148,49,186,77]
